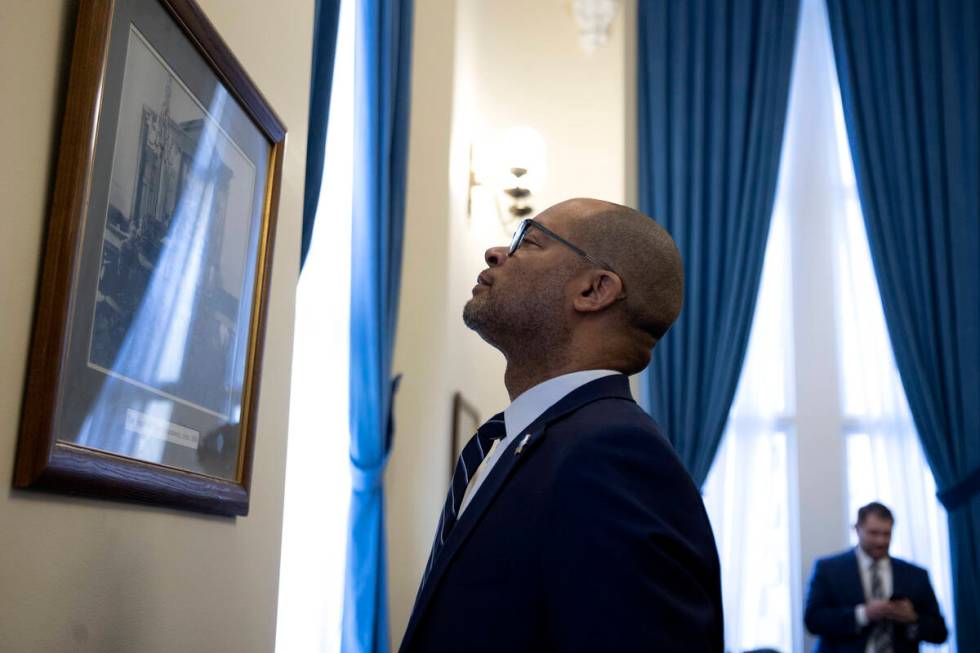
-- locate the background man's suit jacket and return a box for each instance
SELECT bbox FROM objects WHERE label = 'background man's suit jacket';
[398,374,724,652]
[804,549,948,653]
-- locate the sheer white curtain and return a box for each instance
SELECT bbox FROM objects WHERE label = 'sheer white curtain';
[703,203,795,653]
[830,71,956,653]
[275,1,354,651]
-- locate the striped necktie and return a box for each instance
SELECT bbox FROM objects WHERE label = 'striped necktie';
[420,412,507,588]
[869,559,893,653]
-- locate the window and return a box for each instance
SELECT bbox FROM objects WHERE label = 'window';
[275,1,354,651]
[704,1,955,651]
[830,62,956,653]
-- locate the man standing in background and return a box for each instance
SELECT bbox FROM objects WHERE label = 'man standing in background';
[805,501,948,653]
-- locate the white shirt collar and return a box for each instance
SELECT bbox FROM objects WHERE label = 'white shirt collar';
[855,545,889,569]
[503,369,620,438]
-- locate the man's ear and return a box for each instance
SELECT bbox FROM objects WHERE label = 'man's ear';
[572,270,625,313]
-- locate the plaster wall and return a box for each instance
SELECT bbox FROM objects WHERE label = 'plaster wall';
[0,1,312,650]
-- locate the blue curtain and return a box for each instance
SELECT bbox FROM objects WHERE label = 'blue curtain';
[638,0,800,487]
[825,1,979,649]
[343,0,413,651]
[300,0,342,270]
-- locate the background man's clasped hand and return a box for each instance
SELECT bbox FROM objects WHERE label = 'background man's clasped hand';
[865,598,917,624]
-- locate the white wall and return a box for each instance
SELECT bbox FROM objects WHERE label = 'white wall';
[387,0,630,647]
[0,1,312,651]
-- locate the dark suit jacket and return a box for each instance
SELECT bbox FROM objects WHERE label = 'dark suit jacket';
[804,549,948,653]
[398,374,724,652]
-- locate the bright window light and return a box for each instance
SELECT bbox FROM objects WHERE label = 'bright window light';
[275,1,354,651]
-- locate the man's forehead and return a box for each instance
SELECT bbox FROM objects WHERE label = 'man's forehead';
[862,515,893,529]
[536,199,605,229]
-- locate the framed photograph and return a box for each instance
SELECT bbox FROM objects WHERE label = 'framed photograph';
[450,392,481,481]
[13,0,285,516]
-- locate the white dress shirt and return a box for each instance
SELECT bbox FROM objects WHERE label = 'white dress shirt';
[854,545,893,648]
[457,369,619,516]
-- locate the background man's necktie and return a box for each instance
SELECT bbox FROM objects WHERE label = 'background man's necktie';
[419,412,507,590]
[869,559,893,653]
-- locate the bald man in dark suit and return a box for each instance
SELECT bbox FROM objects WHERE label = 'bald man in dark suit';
[398,199,723,652]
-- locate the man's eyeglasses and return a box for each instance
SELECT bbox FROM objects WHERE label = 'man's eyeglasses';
[508,218,617,274]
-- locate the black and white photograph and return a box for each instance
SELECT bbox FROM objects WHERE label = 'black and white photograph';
[54,17,269,481]
[90,26,256,421]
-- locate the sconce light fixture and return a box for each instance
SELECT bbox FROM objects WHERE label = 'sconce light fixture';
[467,126,546,232]
[504,168,533,220]
[571,0,620,53]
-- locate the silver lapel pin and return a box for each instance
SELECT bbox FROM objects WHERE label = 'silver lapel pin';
[515,433,531,455]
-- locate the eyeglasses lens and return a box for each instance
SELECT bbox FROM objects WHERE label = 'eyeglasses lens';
[508,220,531,256]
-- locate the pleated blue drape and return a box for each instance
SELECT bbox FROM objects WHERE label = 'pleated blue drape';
[638,0,800,487]
[300,0,342,270]
[343,0,413,651]
[825,1,979,649]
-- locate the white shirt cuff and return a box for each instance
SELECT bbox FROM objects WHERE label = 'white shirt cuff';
[855,604,869,629]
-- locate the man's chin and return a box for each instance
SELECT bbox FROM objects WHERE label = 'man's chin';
[462,299,484,333]
[462,299,500,344]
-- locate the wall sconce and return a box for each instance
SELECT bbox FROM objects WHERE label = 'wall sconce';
[504,168,533,220]
[467,126,546,233]
[571,0,620,53]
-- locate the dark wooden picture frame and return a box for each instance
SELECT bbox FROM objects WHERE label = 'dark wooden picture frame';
[450,392,481,481]
[13,0,285,516]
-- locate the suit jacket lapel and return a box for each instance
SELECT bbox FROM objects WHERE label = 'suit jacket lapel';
[890,559,907,599]
[846,550,867,605]
[845,551,868,608]
[400,374,633,649]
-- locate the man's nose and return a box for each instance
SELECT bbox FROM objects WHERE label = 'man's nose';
[485,245,508,267]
